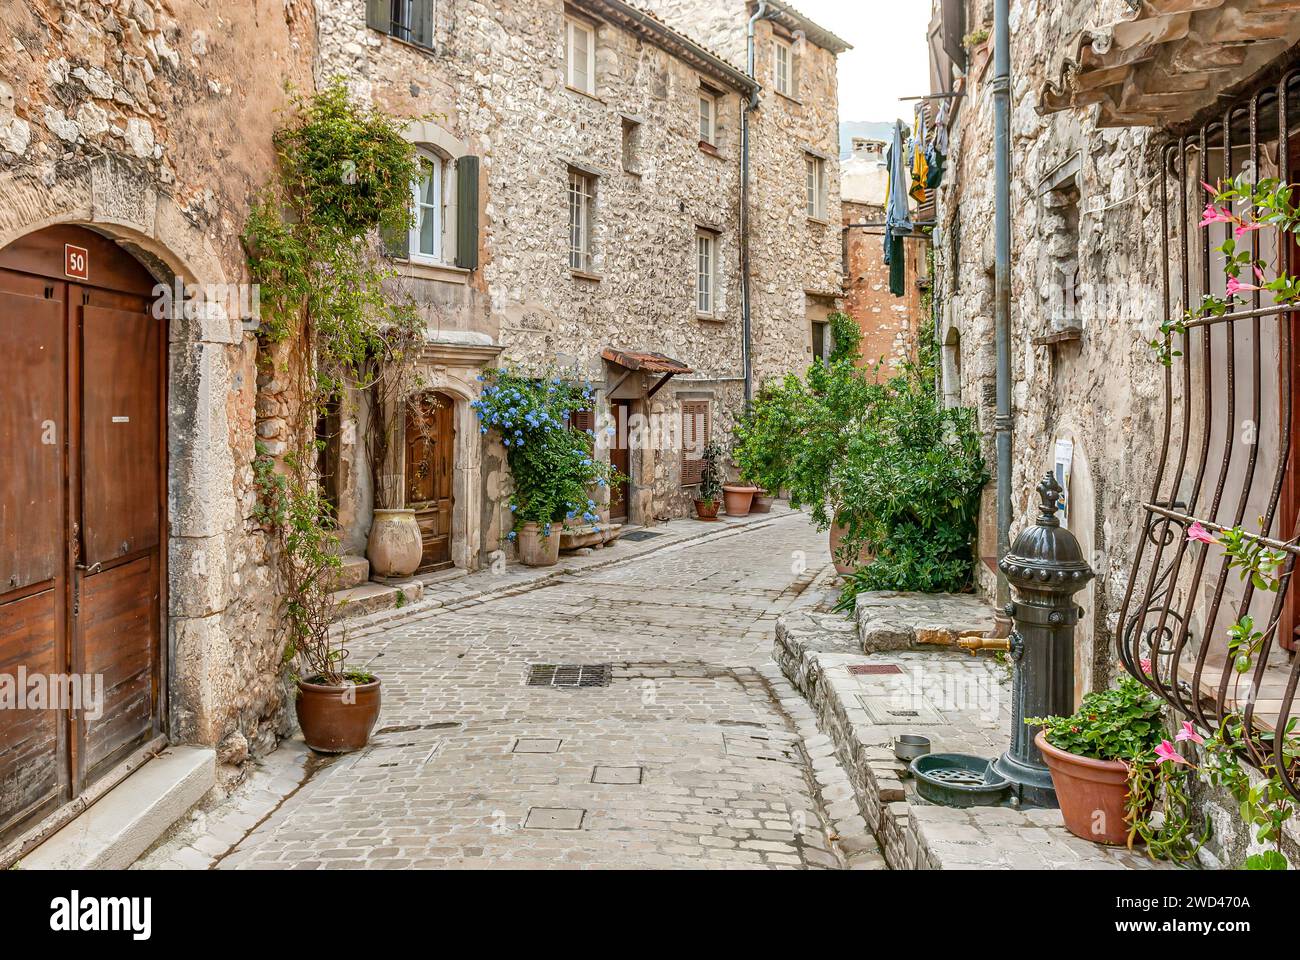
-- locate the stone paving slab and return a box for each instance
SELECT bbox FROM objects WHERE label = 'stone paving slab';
[775,601,1176,871]
[136,513,885,871]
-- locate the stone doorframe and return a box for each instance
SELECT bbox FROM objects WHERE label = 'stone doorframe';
[0,157,245,749]
[413,340,502,572]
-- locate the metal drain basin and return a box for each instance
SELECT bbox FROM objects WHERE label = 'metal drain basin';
[910,753,1010,808]
[526,664,613,688]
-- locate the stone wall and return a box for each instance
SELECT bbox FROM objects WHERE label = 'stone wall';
[0,0,317,772]
[842,200,925,378]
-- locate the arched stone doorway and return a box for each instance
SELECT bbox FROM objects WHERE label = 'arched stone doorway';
[0,224,167,842]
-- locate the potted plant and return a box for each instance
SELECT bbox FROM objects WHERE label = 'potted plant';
[722,481,758,517]
[1027,675,1168,846]
[474,369,622,567]
[694,440,723,520]
[732,386,796,513]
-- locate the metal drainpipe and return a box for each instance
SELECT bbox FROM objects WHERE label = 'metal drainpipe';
[742,1,771,405]
[992,0,1014,614]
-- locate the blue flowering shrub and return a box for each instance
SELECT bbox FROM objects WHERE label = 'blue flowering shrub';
[472,369,623,541]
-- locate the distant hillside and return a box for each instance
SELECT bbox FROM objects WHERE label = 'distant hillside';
[840,121,896,159]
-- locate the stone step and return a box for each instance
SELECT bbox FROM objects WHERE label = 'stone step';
[21,745,215,870]
[331,580,423,621]
[329,554,370,591]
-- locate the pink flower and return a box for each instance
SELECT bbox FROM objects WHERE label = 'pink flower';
[1235,221,1262,238]
[1175,721,1205,745]
[1201,180,1220,196]
[1186,521,1216,545]
[1255,265,1267,283]
[1155,740,1188,765]
[1200,203,1234,227]
[1227,276,1259,297]
[1140,658,1153,676]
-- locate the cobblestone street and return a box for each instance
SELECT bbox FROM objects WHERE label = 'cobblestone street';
[137,513,885,870]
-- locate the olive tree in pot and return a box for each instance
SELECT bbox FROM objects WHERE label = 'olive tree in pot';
[732,385,798,514]
[473,369,623,566]
[693,441,724,520]
[243,81,425,752]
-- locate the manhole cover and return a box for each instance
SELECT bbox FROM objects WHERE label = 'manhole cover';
[847,664,904,676]
[858,695,944,725]
[622,530,664,542]
[526,664,613,688]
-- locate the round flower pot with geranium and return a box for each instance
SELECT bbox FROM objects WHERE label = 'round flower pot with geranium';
[473,369,623,567]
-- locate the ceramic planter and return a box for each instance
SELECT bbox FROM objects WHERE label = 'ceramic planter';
[517,522,561,567]
[694,499,720,520]
[366,508,422,578]
[750,491,775,514]
[1035,730,1139,846]
[829,519,873,575]
[296,678,381,754]
[722,484,758,517]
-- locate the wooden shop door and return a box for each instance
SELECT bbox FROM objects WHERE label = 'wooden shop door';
[609,400,631,523]
[0,225,164,845]
[405,392,455,572]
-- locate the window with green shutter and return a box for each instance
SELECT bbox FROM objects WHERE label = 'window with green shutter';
[367,0,434,49]
[455,155,479,271]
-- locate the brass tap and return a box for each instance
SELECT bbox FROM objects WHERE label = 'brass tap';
[957,631,1011,655]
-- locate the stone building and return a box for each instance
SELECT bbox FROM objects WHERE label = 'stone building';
[841,136,928,376]
[0,0,313,857]
[930,0,1300,863]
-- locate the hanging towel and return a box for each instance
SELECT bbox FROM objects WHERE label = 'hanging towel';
[884,120,913,298]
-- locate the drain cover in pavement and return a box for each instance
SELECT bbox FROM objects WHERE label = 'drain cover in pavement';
[524,807,586,830]
[858,695,945,725]
[592,765,643,784]
[513,738,563,753]
[621,530,664,542]
[847,664,904,676]
[526,664,613,688]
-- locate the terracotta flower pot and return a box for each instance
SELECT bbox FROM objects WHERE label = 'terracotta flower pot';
[694,499,720,520]
[829,520,873,575]
[296,678,381,754]
[366,508,422,578]
[1035,730,1138,846]
[517,522,561,567]
[722,484,758,517]
[750,491,774,514]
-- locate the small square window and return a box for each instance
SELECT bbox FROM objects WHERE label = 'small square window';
[811,319,833,363]
[566,17,596,95]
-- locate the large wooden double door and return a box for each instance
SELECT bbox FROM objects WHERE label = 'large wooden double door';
[405,392,455,572]
[0,226,165,844]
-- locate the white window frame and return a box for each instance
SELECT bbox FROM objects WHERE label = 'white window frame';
[696,230,716,316]
[774,38,794,97]
[566,17,596,95]
[569,169,595,272]
[410,150,444,264]
[806,154,827,221]
[699,91,716,146]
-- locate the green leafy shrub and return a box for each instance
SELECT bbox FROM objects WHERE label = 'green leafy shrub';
[1028,676,1166,762]
[697,440,724,505]
[731,382,799,494]
[473,369,622,539]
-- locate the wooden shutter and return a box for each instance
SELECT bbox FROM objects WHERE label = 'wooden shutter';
[680,400,711,487]
[570,409,596,433]
[456,155,480,270]
[411,0,433,46]
[365,0,387,33]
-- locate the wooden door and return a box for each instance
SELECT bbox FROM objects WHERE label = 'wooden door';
[405,392,454,572]
[610,400,631,522]
[0,226,164,844]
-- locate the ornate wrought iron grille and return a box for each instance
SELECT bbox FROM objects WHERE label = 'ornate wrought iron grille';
[1118,66,1300,796]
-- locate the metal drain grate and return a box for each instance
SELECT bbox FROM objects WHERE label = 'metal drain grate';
[926,768,987,786]
[621,530,664,542]
[847,664,904,676]
[526,664,613,688]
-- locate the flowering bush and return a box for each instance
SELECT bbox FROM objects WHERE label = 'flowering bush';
[472,369,621,541]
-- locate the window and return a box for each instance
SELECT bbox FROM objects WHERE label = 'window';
[366,0,433,48]
[680,400,711,487]
[410,151,443,263]
[699,91,716,146]
[621,117,642,174]
[811,320,833,363]
[568,169,595,272]
[774,38,795,97]
[696,230,716,316]
[806,154,827,220]
[566,17,596,95]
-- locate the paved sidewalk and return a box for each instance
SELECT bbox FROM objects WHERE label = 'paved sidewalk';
[136,511,885,870]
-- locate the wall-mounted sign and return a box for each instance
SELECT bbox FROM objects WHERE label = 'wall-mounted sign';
[64,244,89,281]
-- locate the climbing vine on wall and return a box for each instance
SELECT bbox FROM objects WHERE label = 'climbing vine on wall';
[243,79,424,685]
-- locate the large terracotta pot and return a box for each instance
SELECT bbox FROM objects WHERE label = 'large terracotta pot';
[1036,730,1140,846]
[517,522,561,567]
[366,508,422,578]
[694,499,720,521]
[722,484,758,517]
[296,678,381,754]
[829,520,872,575]
[750,491,775,514]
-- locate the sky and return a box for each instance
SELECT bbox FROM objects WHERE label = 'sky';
[788,0,932,123]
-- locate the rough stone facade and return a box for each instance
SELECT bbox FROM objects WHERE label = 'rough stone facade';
[0,0,316,784]
[931,0,1300,866]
